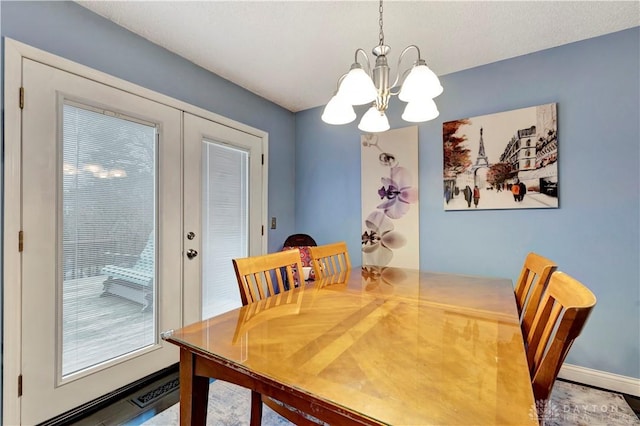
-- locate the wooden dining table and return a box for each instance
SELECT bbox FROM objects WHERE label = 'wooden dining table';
[162,266,538,425]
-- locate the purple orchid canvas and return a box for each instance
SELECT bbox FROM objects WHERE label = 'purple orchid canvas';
[361,126,419,268]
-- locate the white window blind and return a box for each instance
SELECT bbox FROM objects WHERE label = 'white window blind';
[62,102,156,376]
[202,140,248,319]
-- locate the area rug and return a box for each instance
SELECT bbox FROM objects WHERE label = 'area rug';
[543,381,639,426]
[142,379,639,426]
[141,380,292,426]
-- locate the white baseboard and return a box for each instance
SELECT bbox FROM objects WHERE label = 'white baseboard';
[559,363,640,397]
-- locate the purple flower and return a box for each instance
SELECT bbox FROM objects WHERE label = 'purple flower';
[361,211,406,266]
[377,167,418,219]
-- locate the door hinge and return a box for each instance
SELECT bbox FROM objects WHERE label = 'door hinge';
[19,87,24,109]
[18,374,23,397]
[261,154,264,165]
[261,225,264,236]
[18,231,24,252]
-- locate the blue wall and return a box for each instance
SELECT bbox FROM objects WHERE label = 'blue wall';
[0,1,297,254]
[296,28,640,379]
[1,1,638,385]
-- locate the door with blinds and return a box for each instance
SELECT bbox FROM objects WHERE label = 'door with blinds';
[183,113,264,326]
[18,58,183,424]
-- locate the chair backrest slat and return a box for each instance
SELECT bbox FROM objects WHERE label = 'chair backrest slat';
[525,271,596,403]
[233,250,305,305]
[514,252,557,338]
[309,242,351,280]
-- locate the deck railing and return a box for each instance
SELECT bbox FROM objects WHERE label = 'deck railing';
[63,238,143,279]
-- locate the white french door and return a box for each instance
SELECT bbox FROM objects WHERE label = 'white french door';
[183,113,265,326]
[4,39,267,425]
[18,58,183,424]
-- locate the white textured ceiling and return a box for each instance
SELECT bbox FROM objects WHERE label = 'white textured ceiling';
[76,1,639,112]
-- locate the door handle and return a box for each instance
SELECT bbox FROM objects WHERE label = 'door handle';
[186,249,198,259]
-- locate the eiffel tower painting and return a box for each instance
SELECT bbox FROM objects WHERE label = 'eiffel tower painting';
[443,103,558,211]
[475,127,489,167]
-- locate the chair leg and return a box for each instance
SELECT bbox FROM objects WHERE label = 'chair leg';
[250,390,263,426]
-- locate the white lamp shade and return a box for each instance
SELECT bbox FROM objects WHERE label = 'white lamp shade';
[358,107,390,132]
[337,67,378,106]
[322,95,357,125]
[402,99,440,122]
[398,64,443,102]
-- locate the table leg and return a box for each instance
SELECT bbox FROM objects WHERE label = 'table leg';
[250,390,263,426]
[180,348,210,426]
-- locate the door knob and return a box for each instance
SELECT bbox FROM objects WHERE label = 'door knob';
[186,249,198,259]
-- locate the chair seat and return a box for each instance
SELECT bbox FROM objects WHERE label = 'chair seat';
[101,234,155,311]
[101,264,153,287]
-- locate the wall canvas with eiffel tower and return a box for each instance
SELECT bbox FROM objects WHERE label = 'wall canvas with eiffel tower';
[443,103,558,211]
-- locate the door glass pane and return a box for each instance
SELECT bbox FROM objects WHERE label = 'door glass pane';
[62,102,156,377]
[202,141,248,319]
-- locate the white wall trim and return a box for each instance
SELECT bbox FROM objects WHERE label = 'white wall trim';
[559,363,640,397]
[3,36,25,426]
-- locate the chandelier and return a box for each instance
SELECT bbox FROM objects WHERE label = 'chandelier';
[321,0,443,133]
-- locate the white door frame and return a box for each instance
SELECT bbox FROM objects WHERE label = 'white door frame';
[2,38,268,425]
[183,112,265,326]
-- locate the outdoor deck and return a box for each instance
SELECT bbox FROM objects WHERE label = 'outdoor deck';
[62,271,243,377]
[63,274,155,376]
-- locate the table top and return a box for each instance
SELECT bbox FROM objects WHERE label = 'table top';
[164,267,537,425]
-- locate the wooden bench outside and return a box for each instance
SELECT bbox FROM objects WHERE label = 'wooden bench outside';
[101,235,154,311]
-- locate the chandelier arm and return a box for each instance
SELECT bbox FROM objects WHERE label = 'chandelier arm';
[390,45,422,91]
[401,44,422,60]
[354,48,373,75]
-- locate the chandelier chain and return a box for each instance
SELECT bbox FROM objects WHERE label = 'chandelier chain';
[378,0,384,46]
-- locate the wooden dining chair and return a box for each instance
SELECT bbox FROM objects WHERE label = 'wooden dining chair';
[232,250,321,425]
[232,249,304,305]
[309,241,352,280]
[525,271,596,405]
[514,252,557,338]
